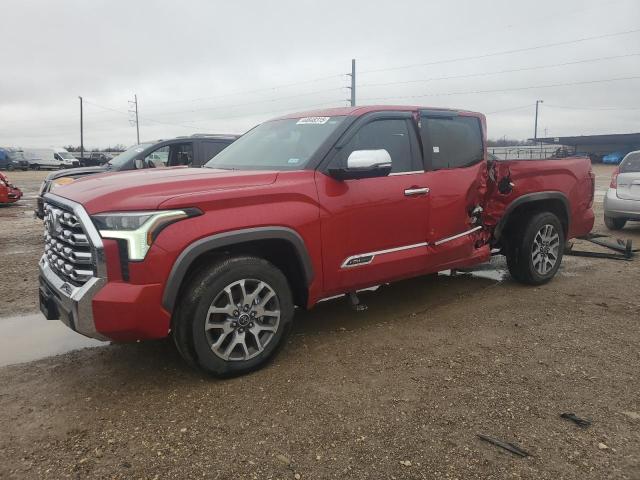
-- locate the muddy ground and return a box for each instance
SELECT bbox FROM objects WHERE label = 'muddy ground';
[0,165,638,479]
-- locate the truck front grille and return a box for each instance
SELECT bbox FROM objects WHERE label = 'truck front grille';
[43,202,95,286]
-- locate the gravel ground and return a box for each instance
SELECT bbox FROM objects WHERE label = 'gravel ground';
[0,164,638,479]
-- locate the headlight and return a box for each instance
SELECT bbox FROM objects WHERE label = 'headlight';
[92,210,198,261]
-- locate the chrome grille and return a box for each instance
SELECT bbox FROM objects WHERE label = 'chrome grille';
[43,202,95,286]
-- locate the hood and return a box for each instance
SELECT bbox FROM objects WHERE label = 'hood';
[50,167,278,213]
[45,166,107,181]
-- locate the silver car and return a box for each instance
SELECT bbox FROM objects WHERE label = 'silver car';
[604,150,640,230]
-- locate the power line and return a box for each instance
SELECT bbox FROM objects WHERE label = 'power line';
[83,99,200,129]
[485,105,534,115]
[147,73,347,108]
[545,104,640,111]
[358,53,640,88]
[360,75,640,102]
[144,87,346,117]
[359,28,640,75]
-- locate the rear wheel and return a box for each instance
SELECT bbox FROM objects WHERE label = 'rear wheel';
[31,164,40,171]
[506,212,564,285]
[6,164,14,171]
[173,256,294,377]
[604,215,626,230]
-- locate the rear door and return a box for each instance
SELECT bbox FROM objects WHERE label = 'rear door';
[419,111,489,270]
[616,152,640,201]
[316,112,432,294]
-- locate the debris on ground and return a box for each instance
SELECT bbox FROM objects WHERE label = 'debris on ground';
[477,434,531,457]
[560,412,592,428]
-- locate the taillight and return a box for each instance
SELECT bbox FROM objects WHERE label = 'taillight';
[610,167,619,188]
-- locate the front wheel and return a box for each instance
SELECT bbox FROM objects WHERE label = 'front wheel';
[173,256,294,377]
[506,212,565,285]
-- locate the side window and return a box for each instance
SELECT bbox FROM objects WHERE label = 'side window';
[201,141,229,164]
[422,116,483,170]
[169,143,194,167]
[336,119,418,173]
[144,145,170,167]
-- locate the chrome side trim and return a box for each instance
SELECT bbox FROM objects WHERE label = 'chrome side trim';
[433,226,483,246]
[341,242,428,269]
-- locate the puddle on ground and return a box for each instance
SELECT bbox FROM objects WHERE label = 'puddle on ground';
[0,312,106,367]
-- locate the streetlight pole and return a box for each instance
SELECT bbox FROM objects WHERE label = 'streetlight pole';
[78,96,84,160]
[534,99,544,140]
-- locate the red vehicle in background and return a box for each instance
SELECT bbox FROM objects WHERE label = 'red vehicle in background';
[38,106,595,377]
[0,172,22,205]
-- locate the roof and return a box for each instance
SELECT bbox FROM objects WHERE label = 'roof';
[274,105,481,120]
[532,133,640,146]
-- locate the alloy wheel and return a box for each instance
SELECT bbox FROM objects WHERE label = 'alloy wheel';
[204,278,281,361]
[531,224,560,275]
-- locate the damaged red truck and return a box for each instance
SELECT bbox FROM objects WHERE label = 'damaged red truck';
[39,106,595,376]
[0,172,23,205]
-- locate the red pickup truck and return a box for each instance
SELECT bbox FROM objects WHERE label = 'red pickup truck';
[39,106,595,376]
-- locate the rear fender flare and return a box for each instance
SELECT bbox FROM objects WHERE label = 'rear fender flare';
[162,227,314,312]
[493,191,570,240]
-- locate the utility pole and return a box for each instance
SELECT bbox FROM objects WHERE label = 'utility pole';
[534,99,543,140]
[347,59,356,107]
[78,96,84,159]
[128,94,140,144]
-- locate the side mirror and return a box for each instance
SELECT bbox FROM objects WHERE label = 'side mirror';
[329,149,392,181]
[134,158,145,169]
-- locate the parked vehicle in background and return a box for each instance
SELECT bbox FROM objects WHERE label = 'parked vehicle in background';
[0,147,30,171]
[0,172,23,204]
[38,105,594,377]
[24,147,79,170]
[604,150,640,230]
[602,151,629,165]
[34,134,238,218]
[79,152,113,167]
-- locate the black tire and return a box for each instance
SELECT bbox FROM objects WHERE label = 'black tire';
[6,164,14,171]
[506,212,565,285]
[604,215,626,230]
[173,256,294,377]
[31,164,40,171]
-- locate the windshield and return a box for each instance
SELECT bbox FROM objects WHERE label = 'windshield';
[205,116,347,170]
[57,151,76,160]
[620,152,640,173]
[108,143,154,168]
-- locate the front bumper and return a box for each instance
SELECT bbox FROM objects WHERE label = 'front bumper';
[604,188,640,220]
[39,255,109,340]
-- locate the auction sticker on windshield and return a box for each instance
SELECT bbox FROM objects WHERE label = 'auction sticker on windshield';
[296,117,330,125]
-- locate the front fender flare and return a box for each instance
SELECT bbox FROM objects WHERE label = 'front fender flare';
[162,226,314,313]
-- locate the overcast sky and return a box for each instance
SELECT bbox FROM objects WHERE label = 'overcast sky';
[1,0,639,148]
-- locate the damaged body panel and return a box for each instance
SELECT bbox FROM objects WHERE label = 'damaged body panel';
[0,172,23,205]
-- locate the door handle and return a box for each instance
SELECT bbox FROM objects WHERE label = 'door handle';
[404,187,430,196]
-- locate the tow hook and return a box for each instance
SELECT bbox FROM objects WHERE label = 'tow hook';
[348,292,367,311]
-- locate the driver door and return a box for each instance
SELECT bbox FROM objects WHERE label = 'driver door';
[315,112,431,295]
